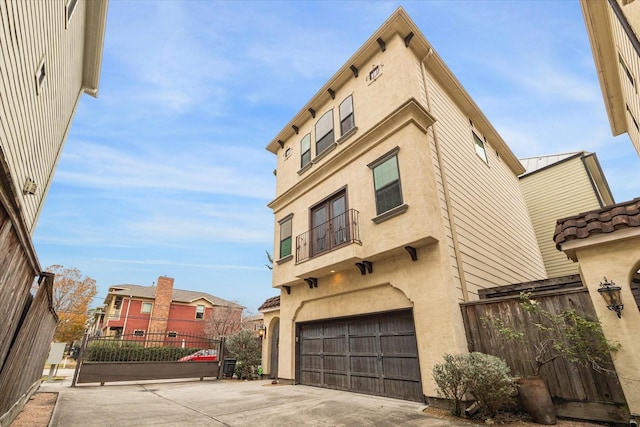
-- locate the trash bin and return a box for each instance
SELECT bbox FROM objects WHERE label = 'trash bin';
[222,358,236,378]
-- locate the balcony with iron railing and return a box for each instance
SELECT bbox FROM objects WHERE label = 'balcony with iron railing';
[296,209,361,264]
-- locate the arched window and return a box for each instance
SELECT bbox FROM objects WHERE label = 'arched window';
[315,110,334,154]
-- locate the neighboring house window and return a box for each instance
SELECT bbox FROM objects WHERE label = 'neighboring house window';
[619,53,635,87]
[370,149,403,215]
[141,302,152,313]
[167,331,178,338]
[310,190,347,256]
[339,95,355,135]
[300,133,311,168]
[114,296,123,310]
[196,305,205,319]
[65,0,79,28]
[473,132,488,163]
[279,215,293,258]
[315,110,334,154]
[133,330,145,337]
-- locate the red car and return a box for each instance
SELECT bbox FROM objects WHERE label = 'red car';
[178,349,218,362]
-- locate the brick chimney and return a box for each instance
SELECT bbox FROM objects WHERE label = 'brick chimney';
[148,276,173,334]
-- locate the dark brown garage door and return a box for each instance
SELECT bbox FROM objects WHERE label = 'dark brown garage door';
[297,310,423,402]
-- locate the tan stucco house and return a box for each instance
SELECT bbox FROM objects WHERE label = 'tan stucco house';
[519,151,614,278]
[581,0,640,156]
[262,8,546,402]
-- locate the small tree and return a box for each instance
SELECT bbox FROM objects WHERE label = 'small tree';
[488,291,620,377]
[47,265,97,344]
[225,329,261,379]
[205,305,242,337]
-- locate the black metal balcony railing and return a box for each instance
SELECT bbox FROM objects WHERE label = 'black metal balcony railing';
[296,209,360,263]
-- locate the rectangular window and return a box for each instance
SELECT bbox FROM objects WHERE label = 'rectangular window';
[279,216,293,258]
[369,148,403,215]
[65,0,79,28]
[315,110,334,154]
[300,133,311,168]
[195,305,205,319]
[141,302,152,314]
[114,296,123,310]
[133,330,145,337]
[619,52,635,87]
[35,57,46,95]
[339,96,355,135]
[473,132,488,163]
[167,331,178,338]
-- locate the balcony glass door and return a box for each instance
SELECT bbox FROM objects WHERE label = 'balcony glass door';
[311,192,347,257]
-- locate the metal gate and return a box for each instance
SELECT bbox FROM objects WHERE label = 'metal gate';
[297,310,422,402]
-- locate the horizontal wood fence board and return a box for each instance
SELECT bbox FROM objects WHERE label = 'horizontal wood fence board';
[76,361,221,384]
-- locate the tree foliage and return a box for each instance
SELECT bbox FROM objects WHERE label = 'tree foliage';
[225,329,262,379]
[47,265,97,344]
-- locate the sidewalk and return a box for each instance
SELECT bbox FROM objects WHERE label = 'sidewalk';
[37,370,480,427]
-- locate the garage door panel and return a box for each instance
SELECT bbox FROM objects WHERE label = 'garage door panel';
[384,378,423,401]
[379,313,414,332]
[301,371,321,384]
[324,372,348,389]
[302,337,322,352]
[382,356,420,379]
[348,318,376,334]
[380,335,417,353]
[350,355,378,375]
[302,354,322,370]
[324,355,347,371]
[349,336,376,353]
[324,337,346,353]
[324,322,346,335]
[352,375,380,394]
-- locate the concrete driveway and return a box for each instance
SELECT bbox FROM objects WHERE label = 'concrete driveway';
[39,369,477,427]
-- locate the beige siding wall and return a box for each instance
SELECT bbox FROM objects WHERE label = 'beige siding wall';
[520,157,601,277]
[0,0,87,232]
[610,0,640,155]
[422,68,546,300]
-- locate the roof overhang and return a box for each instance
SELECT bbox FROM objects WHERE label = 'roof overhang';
[82,0,109,97]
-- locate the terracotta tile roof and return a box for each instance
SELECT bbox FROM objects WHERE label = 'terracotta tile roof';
[554,198,640,250]
[106,284,244,308]
[258,295,280,311]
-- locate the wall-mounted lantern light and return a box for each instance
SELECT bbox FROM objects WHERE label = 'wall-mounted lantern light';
[597,277,623,318]
[258,325,267,339]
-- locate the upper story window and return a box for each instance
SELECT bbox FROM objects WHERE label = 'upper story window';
[279,215,293,259]
[315,110,334,155]
[141,302,152,314]
[65,0,79,28]
[300,133,311,168]
[114,296,123,310]
[339,96,355,135]
[473,132,488,163]
[311,191,347,256]
[195,305,205,319]
[35,56,46,95]
[619,52,635,87]
[369,148,403,215]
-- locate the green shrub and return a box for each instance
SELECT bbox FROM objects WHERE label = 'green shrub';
[465,352,514,417]
[85,341,201,362]
[433,352,514,417]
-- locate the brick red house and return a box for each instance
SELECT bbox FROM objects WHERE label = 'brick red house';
[98,276,244,343]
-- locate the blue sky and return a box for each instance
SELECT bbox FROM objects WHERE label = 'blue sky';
[32,1,640,313]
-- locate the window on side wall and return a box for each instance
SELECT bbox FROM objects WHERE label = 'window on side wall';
[141,302,152,314]
[196,305,205,319]
[279,215,293,259]
[315,110,334,154]
[370,149,403,215]
[473,132,488,163]
[133,330,145,337]
[300,133,311,168]
[339,95,355,135]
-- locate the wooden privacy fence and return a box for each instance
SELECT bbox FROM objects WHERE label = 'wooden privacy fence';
[73,331,227,385]
[461,280,628,423]
[0,273,57,425]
